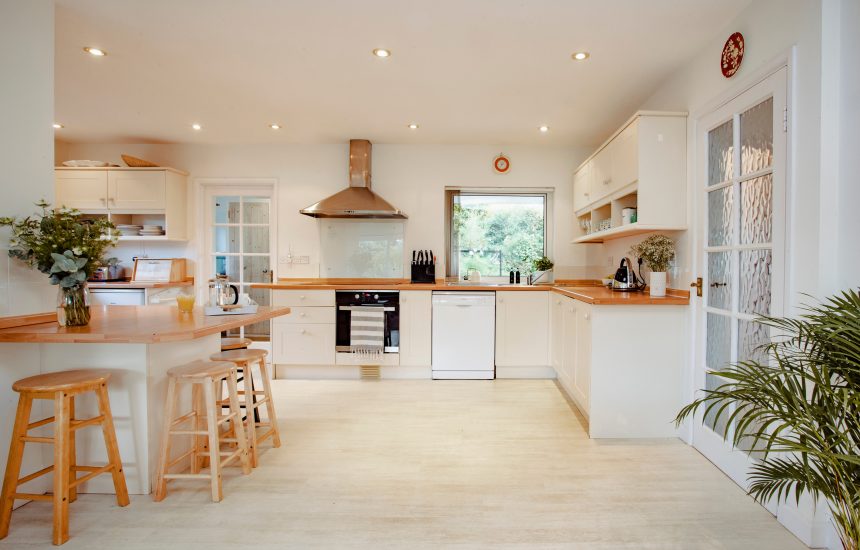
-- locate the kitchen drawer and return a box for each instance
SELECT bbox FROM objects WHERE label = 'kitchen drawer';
[335,352,400,366]
[272,290,335,307]
[273,306,335,325]
[272,323,336,365]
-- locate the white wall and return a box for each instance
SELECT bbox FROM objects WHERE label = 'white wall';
[55,142,599,282]
[0,0,56,316]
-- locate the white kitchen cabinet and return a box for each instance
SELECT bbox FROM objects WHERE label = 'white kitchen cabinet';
[399,291,432,366]
[271,290,336,365]
[572,161,592,212]
[54,167,189,241]
[495,291,549,368]
[550,295,565,380]
[272,323,336,365]
[108,170,166,210]
[572,111,687,243]
[55,170,109,210]
[572,301,591,411]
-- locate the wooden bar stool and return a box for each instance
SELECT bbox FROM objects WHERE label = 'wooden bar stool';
[154,360,251,503]
[209,349,280,467]
[0,369,129,546]
[220,337,252,351]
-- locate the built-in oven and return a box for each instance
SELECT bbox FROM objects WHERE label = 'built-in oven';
[335,291,400,353]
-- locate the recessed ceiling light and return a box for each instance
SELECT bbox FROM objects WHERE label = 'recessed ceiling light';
[572,51,590,61]
[539,125,550,133]
[83,47,106,57]
[372,48,391,58]
[191,123,202,131]
[53,123,64,129]
[408,123,419,130]
[269,123,281,130]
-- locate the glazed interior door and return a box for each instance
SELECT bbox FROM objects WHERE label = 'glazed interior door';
[207,188,275,341]
[693,68,787,504]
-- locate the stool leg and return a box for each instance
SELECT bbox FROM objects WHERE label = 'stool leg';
[258,358,281,448]
[202,378,223,503]
[191,383,204,474]
[241,363,258,467]
[225,372,251,475]
[68,397,77,504]
[96,384,129,507]
[53,392,71,546]
[154,377,178,502]
[0,394,33,540]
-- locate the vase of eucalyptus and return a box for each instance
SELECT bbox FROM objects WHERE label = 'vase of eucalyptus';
[630,235,675,297]
[1,200,117,327]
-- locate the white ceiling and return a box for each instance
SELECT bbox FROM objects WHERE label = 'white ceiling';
[55,0,751,146]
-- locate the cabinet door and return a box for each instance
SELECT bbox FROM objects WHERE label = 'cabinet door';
[612,120,639,191]
[550,295,564,378]
[573,303,592,410]
[272,323,336,365]
[495,292,549,367]
[399,291,432,366]
[55,170,108,210]
[561,298,578,393]
[572,162,593,212]
[591,142,615,202]
[107,171,166,210]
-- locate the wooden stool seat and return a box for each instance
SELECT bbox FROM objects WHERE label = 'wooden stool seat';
[1,369,129,545]
[154,360,252,503]
[209,349,280,468]
[220,337,252,351]
[12,369,110,393]
[167,360,236,379]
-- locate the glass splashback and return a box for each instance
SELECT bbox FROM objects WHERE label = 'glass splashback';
[319,220,405,278]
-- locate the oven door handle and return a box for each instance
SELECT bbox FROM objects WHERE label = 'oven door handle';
[338,306,396,311]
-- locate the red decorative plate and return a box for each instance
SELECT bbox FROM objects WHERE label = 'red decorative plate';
[721,32,745,78]
[493,154,510,174]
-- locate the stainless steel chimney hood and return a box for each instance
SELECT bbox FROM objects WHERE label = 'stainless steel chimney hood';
[299,139,407,219]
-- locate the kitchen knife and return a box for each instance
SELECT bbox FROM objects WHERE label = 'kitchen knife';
[428,250,434,265]
[417,250,424,264]
[412,250,416,265]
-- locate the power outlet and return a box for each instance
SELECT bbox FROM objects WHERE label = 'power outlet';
[608,255,614,267]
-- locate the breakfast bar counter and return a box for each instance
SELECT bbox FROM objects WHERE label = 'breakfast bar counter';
[0,306,291,497]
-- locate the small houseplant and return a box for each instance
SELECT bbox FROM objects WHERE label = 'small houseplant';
[675,290,860,550]
[532,256,554,284]
[1,201,117,326]
[630,235,674,297]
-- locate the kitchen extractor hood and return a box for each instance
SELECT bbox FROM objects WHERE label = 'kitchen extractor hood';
[299,139,407,219]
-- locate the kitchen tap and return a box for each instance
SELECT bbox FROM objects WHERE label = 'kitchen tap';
[527,271,548,285]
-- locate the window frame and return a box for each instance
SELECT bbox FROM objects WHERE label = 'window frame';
[445,187,553,281]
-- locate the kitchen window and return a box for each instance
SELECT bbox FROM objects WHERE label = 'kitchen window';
[445,190,550,280]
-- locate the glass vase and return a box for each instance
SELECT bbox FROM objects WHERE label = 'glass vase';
[57,283,91,327]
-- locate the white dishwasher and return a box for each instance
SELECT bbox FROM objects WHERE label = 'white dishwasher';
[431,292,495,379]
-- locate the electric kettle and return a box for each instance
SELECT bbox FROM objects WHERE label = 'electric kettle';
[612,257,646,292]
[209,274,239,306]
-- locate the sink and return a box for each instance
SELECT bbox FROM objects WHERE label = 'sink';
[445,282,526,287]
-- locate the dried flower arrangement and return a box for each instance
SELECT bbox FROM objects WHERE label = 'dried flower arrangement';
[629,234,675,273]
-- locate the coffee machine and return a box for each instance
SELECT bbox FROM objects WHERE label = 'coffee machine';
[611,257,646,292]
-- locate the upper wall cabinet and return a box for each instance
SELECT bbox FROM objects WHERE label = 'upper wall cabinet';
[55,167,189,241]
[572,111,687,243]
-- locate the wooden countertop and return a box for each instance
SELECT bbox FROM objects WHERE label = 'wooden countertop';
[0,305,291,344]
[253,278,689,306]
[87,279,193,289]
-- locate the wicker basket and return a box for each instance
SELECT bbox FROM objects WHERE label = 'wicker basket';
[121,154,159,168]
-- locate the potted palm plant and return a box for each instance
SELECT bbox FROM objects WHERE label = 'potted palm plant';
[1,201,117,326]
[676,290,860,550]
[630,235,674,297]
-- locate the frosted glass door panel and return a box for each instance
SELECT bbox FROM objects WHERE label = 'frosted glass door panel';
[739,250,771,315]
[707,187,733,246]
[707,252,732,310]
[740,175,773,244]
[708,120,733,186]
[740,98,773,175]
[320,220,404,278]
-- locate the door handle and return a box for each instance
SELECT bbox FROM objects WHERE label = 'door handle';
[710,281,727,288]
[690,277,703,297]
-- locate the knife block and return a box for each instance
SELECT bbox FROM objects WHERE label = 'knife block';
[410,263,436,284]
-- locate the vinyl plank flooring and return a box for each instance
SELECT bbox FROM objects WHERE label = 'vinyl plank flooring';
[0,380,806,549]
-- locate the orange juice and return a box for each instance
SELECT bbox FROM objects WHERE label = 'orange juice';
[177,294,195,313]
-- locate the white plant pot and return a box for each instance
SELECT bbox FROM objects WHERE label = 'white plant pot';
[649,271,667,297]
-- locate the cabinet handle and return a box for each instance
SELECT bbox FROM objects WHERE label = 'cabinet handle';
[299,312,306,317]
[300,329,307,335]
[100,197,106,205]
[584,313,591,321]
[300,295,306,300]
[109,197,115,205]
[603,179,610,186]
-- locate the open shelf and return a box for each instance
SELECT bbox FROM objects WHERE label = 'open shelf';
[572,223,687,244]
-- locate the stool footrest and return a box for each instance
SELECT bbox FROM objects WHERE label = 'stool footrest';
[169,430,209,436]
[70,415,104,431]
[17,465,54,485]
[27,416,55,430]
[20,436,53,444]
[167,448,196,469]
[170,411,198,427]
[12,493,52,502]
[163,473,211,480]
[69,464,113,489]
[220,449,245,468]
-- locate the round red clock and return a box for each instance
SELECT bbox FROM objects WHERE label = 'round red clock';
[721,32,745,78]
[493,154,511,174]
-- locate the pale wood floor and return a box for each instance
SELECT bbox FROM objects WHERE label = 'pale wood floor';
[0,380,805,549]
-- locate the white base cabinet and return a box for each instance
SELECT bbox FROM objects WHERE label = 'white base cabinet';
[553,295,685,438]
[271,290,336,365]
[495,291,549,368]
[399,291,432,366]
